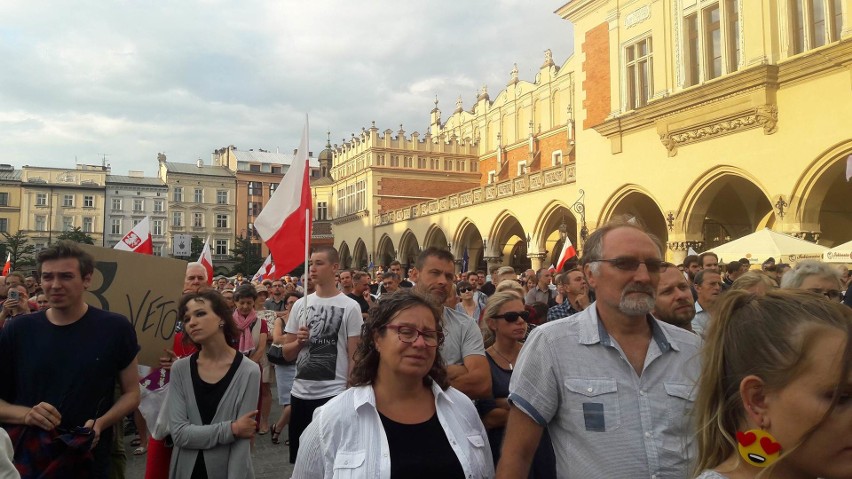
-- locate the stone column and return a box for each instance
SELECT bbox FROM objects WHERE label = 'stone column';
[484,256,503,269]
[527,253,547,271]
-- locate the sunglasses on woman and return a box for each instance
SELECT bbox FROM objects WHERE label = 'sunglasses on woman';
[491,310,530,323]
[458,287,473,293]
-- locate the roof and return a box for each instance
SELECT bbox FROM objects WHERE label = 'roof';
[310,176,335,186]
[0,169,22,181]
[231,150,319,168]
[106,175,167,187]
[165,162,235,178]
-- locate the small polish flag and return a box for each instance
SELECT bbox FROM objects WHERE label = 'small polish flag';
[253,255,276,282]
[199,236,214,286]
[255,118,312,279]
[114,216,153,255]
[2,252,11,276]
[556,237,578,272]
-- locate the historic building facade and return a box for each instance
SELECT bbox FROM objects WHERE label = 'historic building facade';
[157,154,236,265]
[19,165,109,249]
[0,165,22,237]
[321,0,851,271]
[105,173,169,255]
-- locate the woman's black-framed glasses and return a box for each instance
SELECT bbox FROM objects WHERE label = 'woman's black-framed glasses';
[588,257,664,273]
[384,324,444,347]
[491,310,531,323]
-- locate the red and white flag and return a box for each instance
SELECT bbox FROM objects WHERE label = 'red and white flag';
[199,236,214,286]
[253,255,276,282]
[255,119,312,279]
[556,237,578,272]
[2,252,10,276]
[114,216,153,255]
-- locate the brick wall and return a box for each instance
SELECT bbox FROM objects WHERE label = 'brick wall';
[582,22,611,130]
[377,177,479,213]
[479,157,497,186]
[537,134,569,168]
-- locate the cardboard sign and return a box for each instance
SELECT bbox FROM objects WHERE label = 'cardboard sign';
[80,245,186,367]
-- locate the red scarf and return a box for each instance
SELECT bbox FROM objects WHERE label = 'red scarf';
[233,309,257,354]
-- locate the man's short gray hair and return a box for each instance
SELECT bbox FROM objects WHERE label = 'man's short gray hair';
[186,262,208,280]
[779,260,842,290]
[581,217,665,275]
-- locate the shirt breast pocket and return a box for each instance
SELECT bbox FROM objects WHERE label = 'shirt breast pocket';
[466,434,490,478]
[332,450,366,479]
[564,378,621,432]
[662,382,696,452]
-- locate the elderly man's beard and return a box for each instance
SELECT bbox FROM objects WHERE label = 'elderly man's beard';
[619,283,656,315]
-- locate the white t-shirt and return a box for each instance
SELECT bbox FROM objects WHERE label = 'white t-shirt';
[284,292,363,400]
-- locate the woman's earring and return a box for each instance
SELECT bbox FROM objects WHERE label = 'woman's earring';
[219,322,225,328]
[736,429,782,468]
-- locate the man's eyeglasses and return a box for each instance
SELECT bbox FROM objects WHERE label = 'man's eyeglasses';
[589,257,664,274]
[458,287,473,294]
[807,288,843,301]
[491,310,530,323]
[384,324,444,347]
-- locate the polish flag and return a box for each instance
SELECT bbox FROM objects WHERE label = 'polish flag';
[199,236,214,285]
[114,216,153,255]
[253,255,276,282]
[2,252,10,276]
[556,237,578,272]
[255,119,312,279]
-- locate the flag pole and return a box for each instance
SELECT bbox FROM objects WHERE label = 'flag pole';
[301,208,310,328]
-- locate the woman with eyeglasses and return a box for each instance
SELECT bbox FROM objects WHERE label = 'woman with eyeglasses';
[477,292,556,477]
[780,260,845,302]
[693,289,852,479]
[269,292,301,445]
[167,290,260,479]
[292,289,494,478]
[455,281,483,322]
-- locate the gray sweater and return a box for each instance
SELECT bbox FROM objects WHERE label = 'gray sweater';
[167,353,260,479]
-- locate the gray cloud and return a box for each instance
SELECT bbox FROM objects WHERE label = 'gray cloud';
[0,0,574,173]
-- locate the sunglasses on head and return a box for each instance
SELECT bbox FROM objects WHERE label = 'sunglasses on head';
[590,257,664,273]
[492,310,530,323]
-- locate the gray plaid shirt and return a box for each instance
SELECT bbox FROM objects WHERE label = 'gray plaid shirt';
[509,302,702,478]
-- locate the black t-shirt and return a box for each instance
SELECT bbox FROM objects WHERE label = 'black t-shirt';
[0,307,138,471]
[378,411,465,479]
[346,293,369,315]
[189,351,243,479]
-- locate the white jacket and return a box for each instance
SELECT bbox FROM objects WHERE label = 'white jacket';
[291,382,494,479]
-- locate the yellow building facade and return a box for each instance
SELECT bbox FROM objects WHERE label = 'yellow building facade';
[0,166,22,237]
[19,165,109,248]
[323,0,851,271]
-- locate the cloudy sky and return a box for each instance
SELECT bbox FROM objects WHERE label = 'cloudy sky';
[0,0,574,176]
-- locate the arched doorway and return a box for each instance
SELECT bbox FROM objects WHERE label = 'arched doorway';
[398,229,421,270]
[682,168,774,250]
[601,187,669,247]
[339,242,352,269]
[489,212,530,273]
[352,239,368,271]
[376,234,395,268]
[453,219,485,272]
[534,202,579,271]
[423,225,450,251]
[791,146,852,246]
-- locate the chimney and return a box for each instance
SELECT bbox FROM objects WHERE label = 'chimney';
[196,158,203,168]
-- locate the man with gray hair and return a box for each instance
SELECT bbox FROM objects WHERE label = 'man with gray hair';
[498,220,702,478]
[780,259,844,302]
[691,268,723,337]
[183,262,208,293]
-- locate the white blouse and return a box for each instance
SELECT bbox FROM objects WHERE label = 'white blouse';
[291,382,494,479]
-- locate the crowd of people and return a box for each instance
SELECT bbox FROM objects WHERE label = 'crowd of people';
[0,220,850,478]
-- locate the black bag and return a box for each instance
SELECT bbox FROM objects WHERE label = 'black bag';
[266,344,293,365]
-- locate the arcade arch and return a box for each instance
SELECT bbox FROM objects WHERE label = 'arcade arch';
[599,186,668,247]
[339,242,352,269]
[352,239,368,270]
[376,234,395,269]
[533,201,579,270]
[681,168,774,250]
[453,219,485,272]
[488,211,530,272]
[790,142,852,246]
[398,229,421,269]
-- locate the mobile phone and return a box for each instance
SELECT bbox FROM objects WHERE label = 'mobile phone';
[8,289,19,301]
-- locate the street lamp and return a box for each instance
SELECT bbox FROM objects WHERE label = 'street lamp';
[571,189,589,241]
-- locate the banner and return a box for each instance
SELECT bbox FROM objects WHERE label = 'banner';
[80,245,186,367]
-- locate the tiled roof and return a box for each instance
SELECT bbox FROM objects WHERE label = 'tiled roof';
[107,175,167,187]
[165,162,235,177]
[310,176,334,186]
[232,150,320,168]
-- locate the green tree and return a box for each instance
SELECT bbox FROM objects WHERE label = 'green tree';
[191,236,205,260]
[230,235,263,276]
[56,227,95,245]
[1,231,36,270]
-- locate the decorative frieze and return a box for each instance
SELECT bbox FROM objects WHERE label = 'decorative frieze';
[659,105,778,156]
